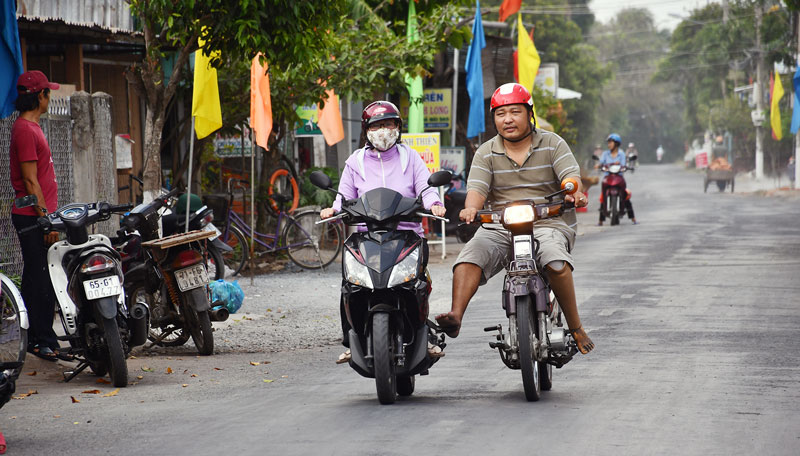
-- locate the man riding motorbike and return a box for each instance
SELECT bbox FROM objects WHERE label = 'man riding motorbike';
[434,83,594,355]
[595,133,637,225]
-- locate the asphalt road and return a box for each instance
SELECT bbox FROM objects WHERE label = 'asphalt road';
[4,164,800,455]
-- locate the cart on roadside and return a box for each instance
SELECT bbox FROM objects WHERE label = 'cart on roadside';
[704,168,735,193]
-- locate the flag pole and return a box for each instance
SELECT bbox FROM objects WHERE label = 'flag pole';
[185,116,195,233]
[250,126,255,286]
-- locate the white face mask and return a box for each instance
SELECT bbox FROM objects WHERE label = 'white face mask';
[367,127,400,151]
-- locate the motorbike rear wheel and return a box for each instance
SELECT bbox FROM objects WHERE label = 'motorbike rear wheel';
[100,317,128,387]
[205,243,225,281]
[183,300,214,356]
[516,296,541,402]
[397,375,415,397]
[372,312,397,404]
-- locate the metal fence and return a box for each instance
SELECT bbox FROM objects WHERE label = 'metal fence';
[0,99,75,276]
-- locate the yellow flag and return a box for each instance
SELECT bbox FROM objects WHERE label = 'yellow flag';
[191,35,222,139]
[516,14,540,122]
[770,72,784,141]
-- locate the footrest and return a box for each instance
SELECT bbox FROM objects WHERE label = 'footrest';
[484,325,501,332]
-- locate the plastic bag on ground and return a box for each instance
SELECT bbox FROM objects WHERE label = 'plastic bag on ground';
[208,279,245,314]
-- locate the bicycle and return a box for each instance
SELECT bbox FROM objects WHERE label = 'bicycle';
[219,178,343,275]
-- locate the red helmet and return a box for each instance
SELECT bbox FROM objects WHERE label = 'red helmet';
[361,101,402,130]
[490,83,534,111]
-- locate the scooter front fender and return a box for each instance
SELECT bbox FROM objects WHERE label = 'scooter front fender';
[0,275,28,330]
[93,296,118,320]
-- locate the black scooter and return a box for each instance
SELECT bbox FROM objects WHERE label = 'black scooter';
[311,170,451,404]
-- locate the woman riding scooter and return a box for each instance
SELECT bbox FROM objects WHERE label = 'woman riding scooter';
[319,101,446,363]
[595,133,637,226]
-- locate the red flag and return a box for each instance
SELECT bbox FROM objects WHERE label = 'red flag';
[499,0,521,22]
[317,89,344,146]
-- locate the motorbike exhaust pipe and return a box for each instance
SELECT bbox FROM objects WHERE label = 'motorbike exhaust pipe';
[209,304,229,322]
[127,302,149,347]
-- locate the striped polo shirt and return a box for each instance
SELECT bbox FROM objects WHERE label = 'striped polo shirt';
[466,131,581,244]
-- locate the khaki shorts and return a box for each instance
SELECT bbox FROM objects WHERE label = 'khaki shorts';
[454,226,574,285]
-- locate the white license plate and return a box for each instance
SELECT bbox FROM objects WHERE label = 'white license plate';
[203,223,221,241]
[83,275,122,300]
[175,264,209,291]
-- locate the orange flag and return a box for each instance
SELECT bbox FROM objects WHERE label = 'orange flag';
[250,53,272,150]
[499,0,521,22]
[317,89,344,146]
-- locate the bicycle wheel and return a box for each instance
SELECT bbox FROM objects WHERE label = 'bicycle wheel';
[282,211,343,269]
[222,225,248,276]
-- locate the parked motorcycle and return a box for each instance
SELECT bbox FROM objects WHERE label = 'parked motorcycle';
[311,170,451,405]
[442,169,478,243]
[470,178,581,401]
[0,261,28,408]
[116,191,221,355]
[162,193,230,281]
[593,155,629,226]
[16,195,138,387]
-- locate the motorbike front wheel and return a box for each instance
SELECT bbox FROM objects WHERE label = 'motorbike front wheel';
[610,194,620,226]
[100,316,128,387]
[397,375,415,397]
[516,296,541,402]
[372,312,397,404]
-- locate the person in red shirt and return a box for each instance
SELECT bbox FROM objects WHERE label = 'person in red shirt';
[9,70,69,362]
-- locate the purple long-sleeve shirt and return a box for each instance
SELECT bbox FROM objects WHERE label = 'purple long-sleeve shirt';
[332,143,442,236]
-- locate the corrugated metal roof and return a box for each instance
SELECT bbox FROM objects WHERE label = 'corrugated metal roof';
[17,0,135,33]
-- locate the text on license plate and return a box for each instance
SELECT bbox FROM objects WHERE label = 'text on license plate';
[175,264,209,291]
[83,275,122,300]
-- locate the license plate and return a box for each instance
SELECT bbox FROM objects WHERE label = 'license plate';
[83,275,122,300]
[514,237,532,259]
[175,264,209,291]
[203,223,221,241]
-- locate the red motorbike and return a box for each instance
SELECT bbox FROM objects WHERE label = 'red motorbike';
[593,157,628,225]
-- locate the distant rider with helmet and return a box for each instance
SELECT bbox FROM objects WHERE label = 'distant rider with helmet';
[434,83,595,355]
[595,133,637,225]
[320,100,446,363]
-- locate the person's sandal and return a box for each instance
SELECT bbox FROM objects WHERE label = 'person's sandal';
[569,326,595,354]
[28,344,58,362]
[53,348,75,362]
[427,342,445,358]
[335,349,351,364]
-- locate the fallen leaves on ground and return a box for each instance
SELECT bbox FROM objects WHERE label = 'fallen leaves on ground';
[213,367,223,370]
[137,375,143,380]
[71,396,80,403]
[26,371,36,376]
[102,389,119,397]
[263,379,273,383]
[182,384,188,387]
[166,367,173,374]
[191,374,198,377]
[249,361,260,366]
[13,389,38,399]
[141,366,154,372]
[96,378,111,384]
[82,390,101,394]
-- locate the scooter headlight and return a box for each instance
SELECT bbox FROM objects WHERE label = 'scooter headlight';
[503,205,535,225]
[387,248,420,288]
[344,250,373,288]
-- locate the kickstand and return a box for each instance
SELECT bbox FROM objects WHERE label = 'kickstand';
[63,361,90,383]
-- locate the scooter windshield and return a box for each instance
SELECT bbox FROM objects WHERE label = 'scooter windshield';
[357,188,418,223]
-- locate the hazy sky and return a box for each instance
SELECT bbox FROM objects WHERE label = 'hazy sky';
[591,0,714,30]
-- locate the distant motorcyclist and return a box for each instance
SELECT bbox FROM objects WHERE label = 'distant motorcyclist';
[596,133,637,226]
[625,142,638,171]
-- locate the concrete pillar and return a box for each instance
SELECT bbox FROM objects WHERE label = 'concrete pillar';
[70,92,96,205]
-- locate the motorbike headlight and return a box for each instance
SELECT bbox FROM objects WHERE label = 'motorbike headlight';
[503,205,534,225]
[609,164,621,173]
[344,250,373,288]
[387,248,420,288]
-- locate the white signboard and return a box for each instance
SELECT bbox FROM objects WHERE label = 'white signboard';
[535,63,559,97]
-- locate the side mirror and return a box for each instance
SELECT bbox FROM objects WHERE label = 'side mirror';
[428,170,452,187]
[14,194,38,209]
[628,154,638,160]
[310,171,333,190]
[591,155,599,161]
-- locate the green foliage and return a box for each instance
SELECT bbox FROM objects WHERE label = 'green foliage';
[0,271,22,290]
[299,167,340,208]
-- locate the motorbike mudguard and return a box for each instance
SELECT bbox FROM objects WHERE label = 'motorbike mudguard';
[211,238,233,252]
[502,274,549,316]
[347,324,431,379]
[0,275,28,330]
[93,296,118,320]
[185,287,211,312]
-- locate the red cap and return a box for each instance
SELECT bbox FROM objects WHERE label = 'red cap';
[17,71,60,94]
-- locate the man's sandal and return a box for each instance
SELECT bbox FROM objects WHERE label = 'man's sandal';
[28,344,58,362]
[335,349,351,364]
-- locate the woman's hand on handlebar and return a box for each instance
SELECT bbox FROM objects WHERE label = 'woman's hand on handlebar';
[320,207,335,219]
[431,204,446,217]
[460,207,478,224]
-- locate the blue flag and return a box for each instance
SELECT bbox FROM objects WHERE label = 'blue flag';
[792,65,800,135]
[466,0,486,139]
[1,1,23,119]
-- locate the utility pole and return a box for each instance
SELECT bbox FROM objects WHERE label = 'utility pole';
[795,10,800,189]
[754,2,765,179]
